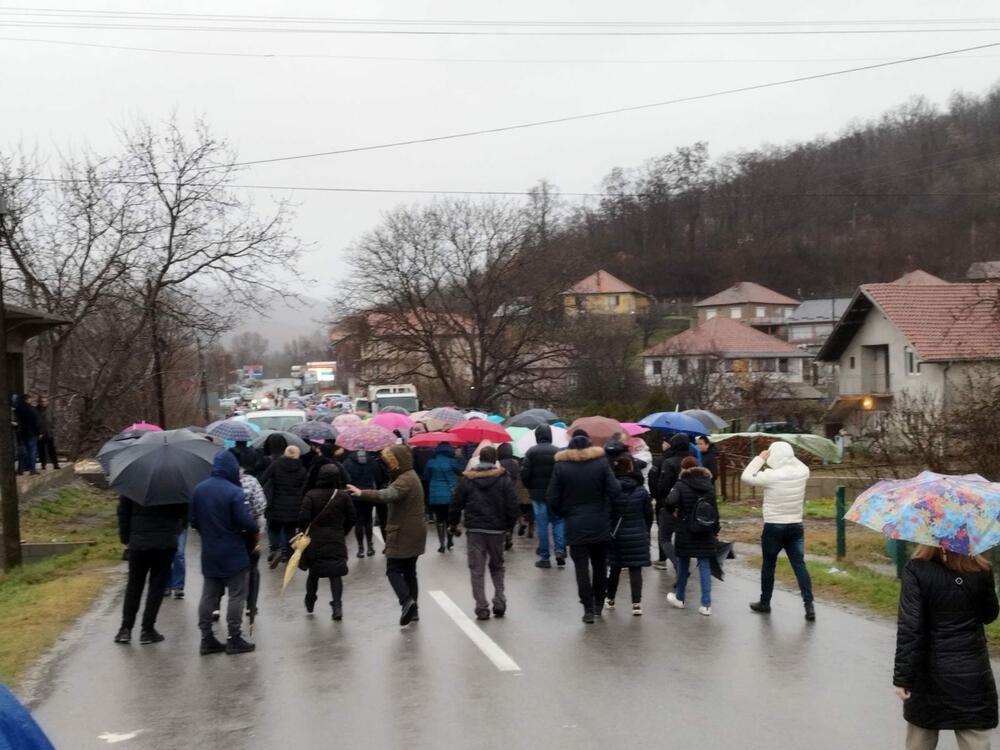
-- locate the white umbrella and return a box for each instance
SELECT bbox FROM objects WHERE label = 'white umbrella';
[514,425,569,457]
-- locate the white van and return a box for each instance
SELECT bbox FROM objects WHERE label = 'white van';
[242,409,307,433]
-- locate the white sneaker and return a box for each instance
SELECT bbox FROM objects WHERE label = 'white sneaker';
[666,592,685,609]
[632,603,642,616]
[606,599,615,610]
[699,606,712,616]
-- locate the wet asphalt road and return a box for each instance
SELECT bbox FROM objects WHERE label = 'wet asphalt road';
[30,531,1000,750]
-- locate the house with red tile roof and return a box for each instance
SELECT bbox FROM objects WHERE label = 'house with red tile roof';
[640,317,816,396]
[562,269,651,316]
[693,282,799,336]
[817,280,1000,434]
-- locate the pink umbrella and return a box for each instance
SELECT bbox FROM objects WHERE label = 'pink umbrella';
[333,413,363,430]
[125,422,162,432]
[371,412,415,430]
[621,422,649,437]
[448,419,511,444]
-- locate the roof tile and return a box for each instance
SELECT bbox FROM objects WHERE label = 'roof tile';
[694,281,799,307]
[563,269,648,296]
[641,317,811,357]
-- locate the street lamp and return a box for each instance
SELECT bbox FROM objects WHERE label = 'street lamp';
[0,192,23,569]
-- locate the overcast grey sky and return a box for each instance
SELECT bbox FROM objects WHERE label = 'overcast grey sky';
[3,1,1000,343]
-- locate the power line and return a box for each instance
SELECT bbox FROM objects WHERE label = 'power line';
[4,18,1000,36]
[220,41,1000,169]
[4,36,1000,65]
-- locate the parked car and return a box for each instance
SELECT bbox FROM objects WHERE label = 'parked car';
[747,421,808,434]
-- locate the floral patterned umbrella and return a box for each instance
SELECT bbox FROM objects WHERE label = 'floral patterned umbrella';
[845,471,1000,555]
[337,424,397,452]
[371,412,415,430]
[333,413,363,430]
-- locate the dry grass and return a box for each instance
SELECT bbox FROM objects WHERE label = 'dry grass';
[722,519,891,565]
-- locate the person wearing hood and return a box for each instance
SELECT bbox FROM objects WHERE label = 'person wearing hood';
[304,441,338,493]
[449,446,520,620]
[189,451,259,655]
[666,456,719,616]
[521,424,564,569]
[298,463,357,621]
[13,393,39,475]
[547,430,621,624]
[230,440,259,475]
[347,445,427,626]
[342,449,388,558]
[606,455,653,616]
[653,433,691,574]
[741,441,815,621]
[113,493,188,645]
[259,445,308,568]
[255,432,287,479]
[422,442,463,553]
[498,442,532,540]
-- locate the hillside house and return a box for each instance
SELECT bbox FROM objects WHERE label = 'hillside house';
[562,270,652,316]
[693,282,799,336]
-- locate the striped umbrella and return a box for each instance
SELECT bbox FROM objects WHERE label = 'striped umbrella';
[208,419,258,442]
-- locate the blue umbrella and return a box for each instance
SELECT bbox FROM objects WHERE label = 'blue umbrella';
[638,411,708,436]
[209,419,258,442]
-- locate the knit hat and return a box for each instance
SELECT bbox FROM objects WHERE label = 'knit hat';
[681,456,697,470]
[284,445,301,459]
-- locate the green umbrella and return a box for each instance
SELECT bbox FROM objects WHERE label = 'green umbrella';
[708,432,842,464]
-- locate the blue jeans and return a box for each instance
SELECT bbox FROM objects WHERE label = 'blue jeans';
[676,557,712,607]
[169,527,187,591]
[17,434,37,473]
[532,500,565,561]
[760,522,813,605]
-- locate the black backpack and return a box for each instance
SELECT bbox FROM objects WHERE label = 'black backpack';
[687,495,718,536]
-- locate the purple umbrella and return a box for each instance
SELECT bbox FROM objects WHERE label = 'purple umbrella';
[337,424,397,452]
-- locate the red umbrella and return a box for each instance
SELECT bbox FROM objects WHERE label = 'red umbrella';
[566,416,626,445]
[447,419,511,444]
[407,431,466,447]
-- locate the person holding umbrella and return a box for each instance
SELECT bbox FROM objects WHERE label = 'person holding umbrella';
[422,442,463,553]
[113,494,187,644]
[298,463,356,621]
[190,451,258,655]
[347,445,427,627]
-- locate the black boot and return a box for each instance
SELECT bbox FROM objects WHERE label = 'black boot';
[200,634,226,655]
[436,522,447,553]
[750,601,772,614]
[304,594,316,614]
[805,602,816,621]
[331,602,343,621]
[582,607,596,625]
[226,635,256,654]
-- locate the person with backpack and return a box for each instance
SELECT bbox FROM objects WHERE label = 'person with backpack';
[606,455,653,616]
[665,456,719,616]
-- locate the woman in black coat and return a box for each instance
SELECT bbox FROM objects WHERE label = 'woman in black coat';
[547,431,621,624]
[260,445,308,566]
[607,456,653,616]
[298,463,357,620]
[895,545,999,749]
[665,457,719,615]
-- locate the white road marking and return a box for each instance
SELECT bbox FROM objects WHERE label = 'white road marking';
[98,730,143,743]
[429,590,521,673]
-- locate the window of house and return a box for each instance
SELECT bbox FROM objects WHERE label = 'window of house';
[730,306,742,319]
[705,308,717,320]
[905,346,921,375]
[783,307,793,317]
[677,358,688,375]
[755,306,766,318]
[778,358,790,373]
[575,295,586,311]
[727,359,748,373]
[652,359,663,376]
[607,294,620,310]
[788,326,810,341]
[849,356,856,369]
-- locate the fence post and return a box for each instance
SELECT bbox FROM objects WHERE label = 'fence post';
[835,485,846,560]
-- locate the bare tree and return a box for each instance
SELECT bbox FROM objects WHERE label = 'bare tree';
[229,331,270,368]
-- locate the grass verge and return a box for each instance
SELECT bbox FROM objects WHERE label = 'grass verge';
[0,483,119,686]
[757,557,1000,648]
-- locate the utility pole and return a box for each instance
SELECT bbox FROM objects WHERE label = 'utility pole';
[0,194,23,569]
[196,337,210,423]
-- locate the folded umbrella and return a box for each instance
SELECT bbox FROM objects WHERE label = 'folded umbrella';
[108,429,220,506]
[337,424,397,452]
[208,419,258,442]
[566,416,626,446]
[710,541,735,581]
[448,419,511,444]
[282,532,311,594]
[288,421,339,442]
[846,470,1000,555]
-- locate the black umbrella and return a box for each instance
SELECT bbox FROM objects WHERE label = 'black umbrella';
[108,429,221,506]
[504,408,561,429]
[96,433,142,474]
[710,540,736,582]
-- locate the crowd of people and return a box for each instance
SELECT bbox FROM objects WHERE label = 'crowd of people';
[10,392,60,475]
[109,414,1000,749]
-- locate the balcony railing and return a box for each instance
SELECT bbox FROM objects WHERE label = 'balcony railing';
[838,372,891,395]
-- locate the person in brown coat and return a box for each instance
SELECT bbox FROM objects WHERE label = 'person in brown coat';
[298,463,357,621]
[347,444,427,626]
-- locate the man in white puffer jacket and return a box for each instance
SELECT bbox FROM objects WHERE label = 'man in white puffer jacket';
[741,441,815,621]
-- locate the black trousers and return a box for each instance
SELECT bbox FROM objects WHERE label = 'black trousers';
[121,547,175,630]
[386,556,419,606]
[569,542,608,610]
[607,566,643,603]
[37,436,59,469]
[305,572,344,606]
[353,499,375,549]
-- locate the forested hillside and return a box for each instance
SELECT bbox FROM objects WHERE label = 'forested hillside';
[557,84,1000,300]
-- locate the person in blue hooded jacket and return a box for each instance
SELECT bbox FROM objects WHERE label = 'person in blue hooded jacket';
[422,442,463,553]
[0,682,55,750]
[190,451,259,656]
